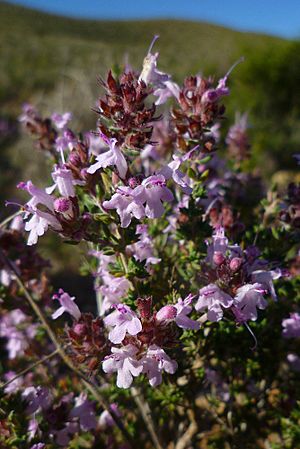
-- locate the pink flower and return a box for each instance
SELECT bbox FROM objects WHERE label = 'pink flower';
[195,284,233,322]
[282,313,300,338]
[18,180,54,211]
[139,175,174,219]
[103,186,145,228]
[51,112,72,129]
[142,345,178,387]
[102,344,143,388]
[22,386,52,414]
[99,403,121,429]
[233,283,267,322]
[0,309,38,359]
[55,129,77,153]
[139,35,170,88]
[87,137,128,179]
[251,268,281,301]
[126,225,160,268]
[52,289,81,321]
[153,80,180,105]
[104,304,142,344]
[99,274,130,315]
[24,209,62,246]
[159,149,195,195]
[70,393,97,431]
[49,165,76,197]
[206,226,229,265]
[174,295,200,330]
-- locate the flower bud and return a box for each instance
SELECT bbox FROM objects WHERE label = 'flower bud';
[73,323,87,336]
[136,297,152,319]
[213,251,225,266]
[54,197,73,219]
[156,305,177,323]
[229,257,243,272]
[128,177,142,188]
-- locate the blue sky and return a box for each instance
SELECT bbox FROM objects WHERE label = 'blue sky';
[5,0,300,38]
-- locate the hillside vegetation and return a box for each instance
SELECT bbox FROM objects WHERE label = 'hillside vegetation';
[1,2,300,222]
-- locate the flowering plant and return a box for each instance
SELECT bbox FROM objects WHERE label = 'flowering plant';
[0,37,299,449]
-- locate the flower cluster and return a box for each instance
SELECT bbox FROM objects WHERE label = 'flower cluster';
[1,35,299,449]
[102,296,199,388]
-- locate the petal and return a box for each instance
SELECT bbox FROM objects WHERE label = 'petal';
[116,366,133,389]
[102,356,117,374]
[51,307,65,320]
[109,322,127,344]
[126,317,142,336]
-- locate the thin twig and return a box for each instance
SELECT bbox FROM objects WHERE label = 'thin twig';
[0,211,22,229]
[0,349,59,390]
[131,386,164,449]
[175,409,197,449]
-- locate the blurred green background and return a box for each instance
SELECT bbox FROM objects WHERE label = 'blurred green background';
[1,1,300,273]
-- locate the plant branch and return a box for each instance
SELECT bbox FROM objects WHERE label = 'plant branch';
[131,386,164,449]
[175,409,197,449]
[0,349,59,390]
[0,210,22,229]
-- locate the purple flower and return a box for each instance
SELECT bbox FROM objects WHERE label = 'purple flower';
[22,386,52,414]
[48,165,76,197]
[28,418,39,441]
[139,175,174,219]
[153,80,180,105]
[3,372,22,394]
[52,289,81,321]
[226,112,248,146]
[195,284,233,322]
[99,403,121,429]
[24,208,62,246]
[201,58,243,104]
[142,345,178,387]
[87,137,128,179]
[18,180,54,211]
[30,444,45,449]
[103,186,145,228]
[55,130,77,153]
[251,268,281,301]
[54,422,79,446]
[104,304,142,344]
[282,313,300,338]
[102,344,143,388]
[159,150,195,195]
[206,226,229,265]
[0,309,38,359]
[99,274,130,315]
[126,225,160,268]
[51,112,72,129]
[174,295,200,330]
[70,393,97,431]
[233,283,267,322]
[139,35,170,88]
[287,353,300,371]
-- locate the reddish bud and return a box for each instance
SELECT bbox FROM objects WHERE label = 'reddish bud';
[229,257,243,272]
[156,305,177,323]
[213,251,225,266]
